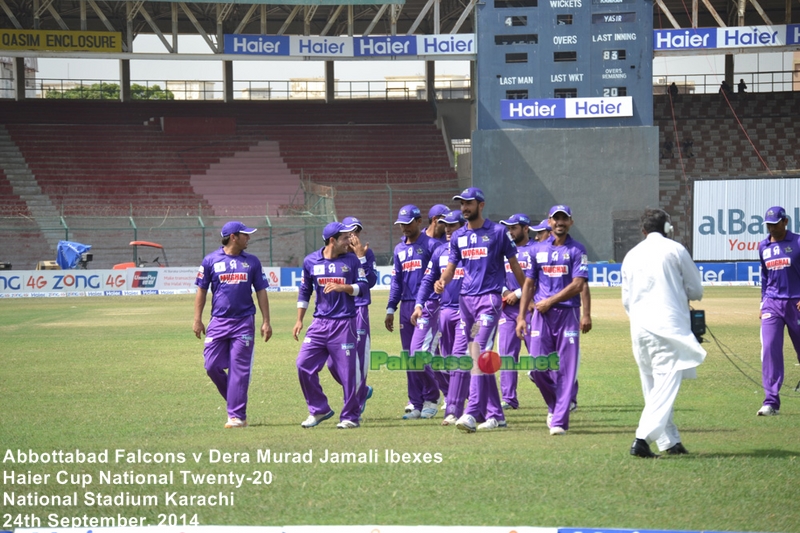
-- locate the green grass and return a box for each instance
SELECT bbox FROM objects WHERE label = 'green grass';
[1,287,800,531]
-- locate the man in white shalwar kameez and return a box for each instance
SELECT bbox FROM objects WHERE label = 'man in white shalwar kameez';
[621,208,706,458]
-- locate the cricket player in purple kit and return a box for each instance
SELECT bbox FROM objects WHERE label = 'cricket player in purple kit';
[411,210,466,410]
[436,188,526,433]
[517,205,588,436]
[425,204,450,243]
[294,221,369,429]
[193,221,272,429]
[386,205,441,419]
[498,213,534,410]
[757,205,800,416]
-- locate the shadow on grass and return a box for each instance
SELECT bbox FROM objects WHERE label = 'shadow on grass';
[689,449,800,458]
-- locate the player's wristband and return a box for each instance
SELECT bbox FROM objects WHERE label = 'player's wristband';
[351,284,360,297]
[297,301,309,309]
[386,308,395,315]
[514,288,522,299]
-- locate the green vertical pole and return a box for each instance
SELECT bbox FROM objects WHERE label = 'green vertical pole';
[198,216,206,260]
[387,181,393,254]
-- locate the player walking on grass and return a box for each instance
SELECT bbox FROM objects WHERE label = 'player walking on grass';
[411,210,466,417]
[294,221,368,429]
[386,205,441,419]
[498,213,534,410]
[516,205,588,436]
[193,221,272,429]
[436,188,525,432]
[757,206,800,416]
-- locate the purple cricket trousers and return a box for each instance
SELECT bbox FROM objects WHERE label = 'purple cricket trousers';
[528,306,581,430]
[760,297,800,410]
[446,293,505,423]
[498,305,531,409]
[297,316,360,423]
[408,299,442,410]
[204,316,256,421]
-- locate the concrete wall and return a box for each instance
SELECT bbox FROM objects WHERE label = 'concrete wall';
[472,126,659,261]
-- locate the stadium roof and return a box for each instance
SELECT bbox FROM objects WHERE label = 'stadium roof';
[0,0,795,53]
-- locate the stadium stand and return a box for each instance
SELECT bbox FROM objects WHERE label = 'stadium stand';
[0,99,459,268]
[654,91,800,246]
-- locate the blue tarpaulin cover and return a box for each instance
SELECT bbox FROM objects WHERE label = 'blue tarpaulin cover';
[56,240,92,270]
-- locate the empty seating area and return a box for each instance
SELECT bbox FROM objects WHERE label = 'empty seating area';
[0,99,457,267]
[655,92,800,177]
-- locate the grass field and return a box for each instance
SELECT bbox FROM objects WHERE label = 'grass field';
[2,287,800,532]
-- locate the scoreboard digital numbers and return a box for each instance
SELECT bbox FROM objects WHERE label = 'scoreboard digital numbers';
[476,0,653,129]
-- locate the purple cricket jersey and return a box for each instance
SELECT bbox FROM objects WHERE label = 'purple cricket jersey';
[502,241,534,319]
[298,249,368,319]
[417,241,464,308]
[196,248,269,317]
[448,219,517,296]
[355,247,378,307]
[759,230,800,300]
[527,234,589,307]
[388,231,438,309]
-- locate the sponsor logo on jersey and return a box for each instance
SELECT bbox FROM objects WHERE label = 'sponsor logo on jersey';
[196,266,204,280]
[765,257,791,270]
[342,265,350,272]
[505,260,529,272]
[313,264,325,275]
[542,265,569,277]
[454,267,465,279]
[214,262,226,273]
[220,272,248,284]
[564,330,579,337]
[462,247,488,260]
[536,252,548,263]
[402,259,423,272]
[318,276,346,285]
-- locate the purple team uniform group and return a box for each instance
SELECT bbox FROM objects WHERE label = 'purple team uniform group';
[194,196,800,436]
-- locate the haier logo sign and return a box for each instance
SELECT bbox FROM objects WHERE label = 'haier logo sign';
[654,25,786,50]
[654,28,715,50]
[224,35,289,55]
[502,97,632,121]
[355,36,416,56]
[719,25,784,47]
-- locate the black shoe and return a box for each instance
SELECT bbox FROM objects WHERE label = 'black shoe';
[665,442,689,455]
[630,438,660,458]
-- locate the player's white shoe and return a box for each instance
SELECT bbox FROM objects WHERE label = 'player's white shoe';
[456,414,477,433]
[546,412,553,428]
[441,414,458,426]
[420,401,439,419]
[301,410,335,428]
[403,409,421,419]
[224,417,247,428]
[757,405,779,416]
[550,426,566,436]
[336,420,359,429]
[477,418,499,431]
[404,402,415,413]
[569,401,578,412]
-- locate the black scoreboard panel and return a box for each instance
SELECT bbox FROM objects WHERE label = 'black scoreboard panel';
[476,0,653,129]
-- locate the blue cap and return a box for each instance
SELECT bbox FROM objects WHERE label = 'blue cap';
[453,187,485,202]
[549,205,572,218]
[500,214,531,227]
[439,210,465,225]
[428,204,450,219]
[221,221,257,237]
[323,221,348,241]
[531,219,551,232]
[764,206,787,224]
[394,205,422,225]
[341,216,363,230]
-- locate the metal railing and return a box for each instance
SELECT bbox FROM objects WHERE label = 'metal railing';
[12,77,472,101]
[653,69,798,94]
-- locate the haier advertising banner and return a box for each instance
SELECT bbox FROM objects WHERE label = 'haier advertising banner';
[693,179,800,260]
[654,25,787,51]
[224,34,475,58]
[501,97,633,121]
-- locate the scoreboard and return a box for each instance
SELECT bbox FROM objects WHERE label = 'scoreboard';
[476,0,653,129]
